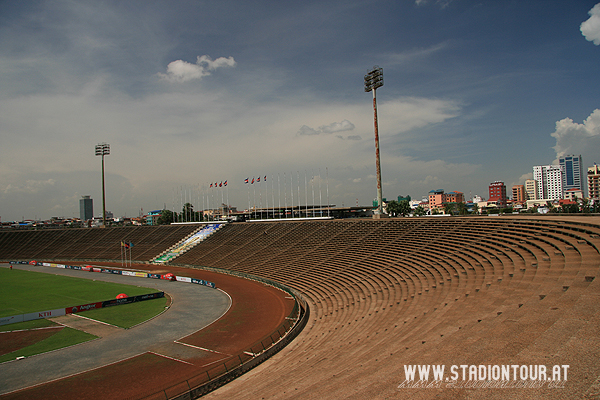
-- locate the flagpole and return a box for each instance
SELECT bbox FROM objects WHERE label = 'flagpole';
[312,169,316,218]
[284,172,287,218]
[319,169,323,217]
[297,171,301,219]
[326,167,330,217]
[290,172,294,218]
[246,178,250,220]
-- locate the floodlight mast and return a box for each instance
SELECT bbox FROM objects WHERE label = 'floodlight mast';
[364,66,384,216]
[95,143,110,227]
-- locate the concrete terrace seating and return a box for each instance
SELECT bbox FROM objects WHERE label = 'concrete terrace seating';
[0,224,200,262]
[1,216,599,399]
[182,216,600,400]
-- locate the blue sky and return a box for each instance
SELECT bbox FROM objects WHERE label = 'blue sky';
[1,0,599,221]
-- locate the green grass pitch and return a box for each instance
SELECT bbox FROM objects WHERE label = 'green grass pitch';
[0,267,169,361]
[0,268,161,317]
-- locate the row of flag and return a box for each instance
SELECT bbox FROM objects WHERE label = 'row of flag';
[207,176,269,187]
[120,241,134,249]
[209,181,228,188]
[245,176,267,184]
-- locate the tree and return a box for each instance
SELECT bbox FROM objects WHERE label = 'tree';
[181,203,201,222]
[413,205,426,216]
[399,200,411,216]
[443,202,456,215]
[386,200,411,217]
[457,202,468,215]
[157,209,175,225]
[386,200,400,217]
[581,197,590,214]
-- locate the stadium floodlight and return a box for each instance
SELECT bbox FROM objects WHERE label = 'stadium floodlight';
[95,143,110,227]
[364,66,384,216]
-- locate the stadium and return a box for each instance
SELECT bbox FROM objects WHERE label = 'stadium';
[1,215,599,399]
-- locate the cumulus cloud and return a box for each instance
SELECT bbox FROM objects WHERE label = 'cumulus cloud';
[551,109,600,163]
[3,179,56,195]
[298,119,356,136]
[319,119,355,133]
[297,125,320,136]
[159,55,236,82]
[581,3,600,45]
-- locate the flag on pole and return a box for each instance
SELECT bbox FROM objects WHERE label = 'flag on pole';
[264,175,267,181]
[219,182,222,187]
[224,180,228,186]
[244,178,249,184]
[257,176,261,183]
[251,178,255,184]
[210,183,213,188]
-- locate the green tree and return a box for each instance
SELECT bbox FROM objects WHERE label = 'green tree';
[581,197,590,214]
[457,202,468,215]
[181,203,201,222]
[413,205,426,216]
[398,200,411,216]
[386,200,400,217]
[157,209,175,225]
[546,201,557,213]
[443,202,456,215]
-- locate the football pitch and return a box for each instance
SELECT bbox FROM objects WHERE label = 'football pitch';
[0,268,163,317]
[0,267,169,363]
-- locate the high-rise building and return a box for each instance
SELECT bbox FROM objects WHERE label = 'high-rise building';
[533,165,564,200]
[512,185,526,203]
[525,179,538,200]
[79,196,93,221]
[488,181,507,207]
[559,155,584,197]
[588,164,600,201]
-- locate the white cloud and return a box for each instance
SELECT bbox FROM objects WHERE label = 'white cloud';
[298,125,320,135]
[551,109,600,163]
[581,3,600,45]
[319,119,355,134]
[2,179,56,195]
[299,119,356,136]
[414,0,452,9]
[159,55,236,83]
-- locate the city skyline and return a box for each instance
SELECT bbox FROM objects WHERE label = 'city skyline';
[1,1,600,221]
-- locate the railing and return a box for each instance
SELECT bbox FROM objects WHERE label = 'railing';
[138,264,310,400]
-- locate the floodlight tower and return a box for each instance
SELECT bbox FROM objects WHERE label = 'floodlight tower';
[364,66,384,216]
[95,143,110,227]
